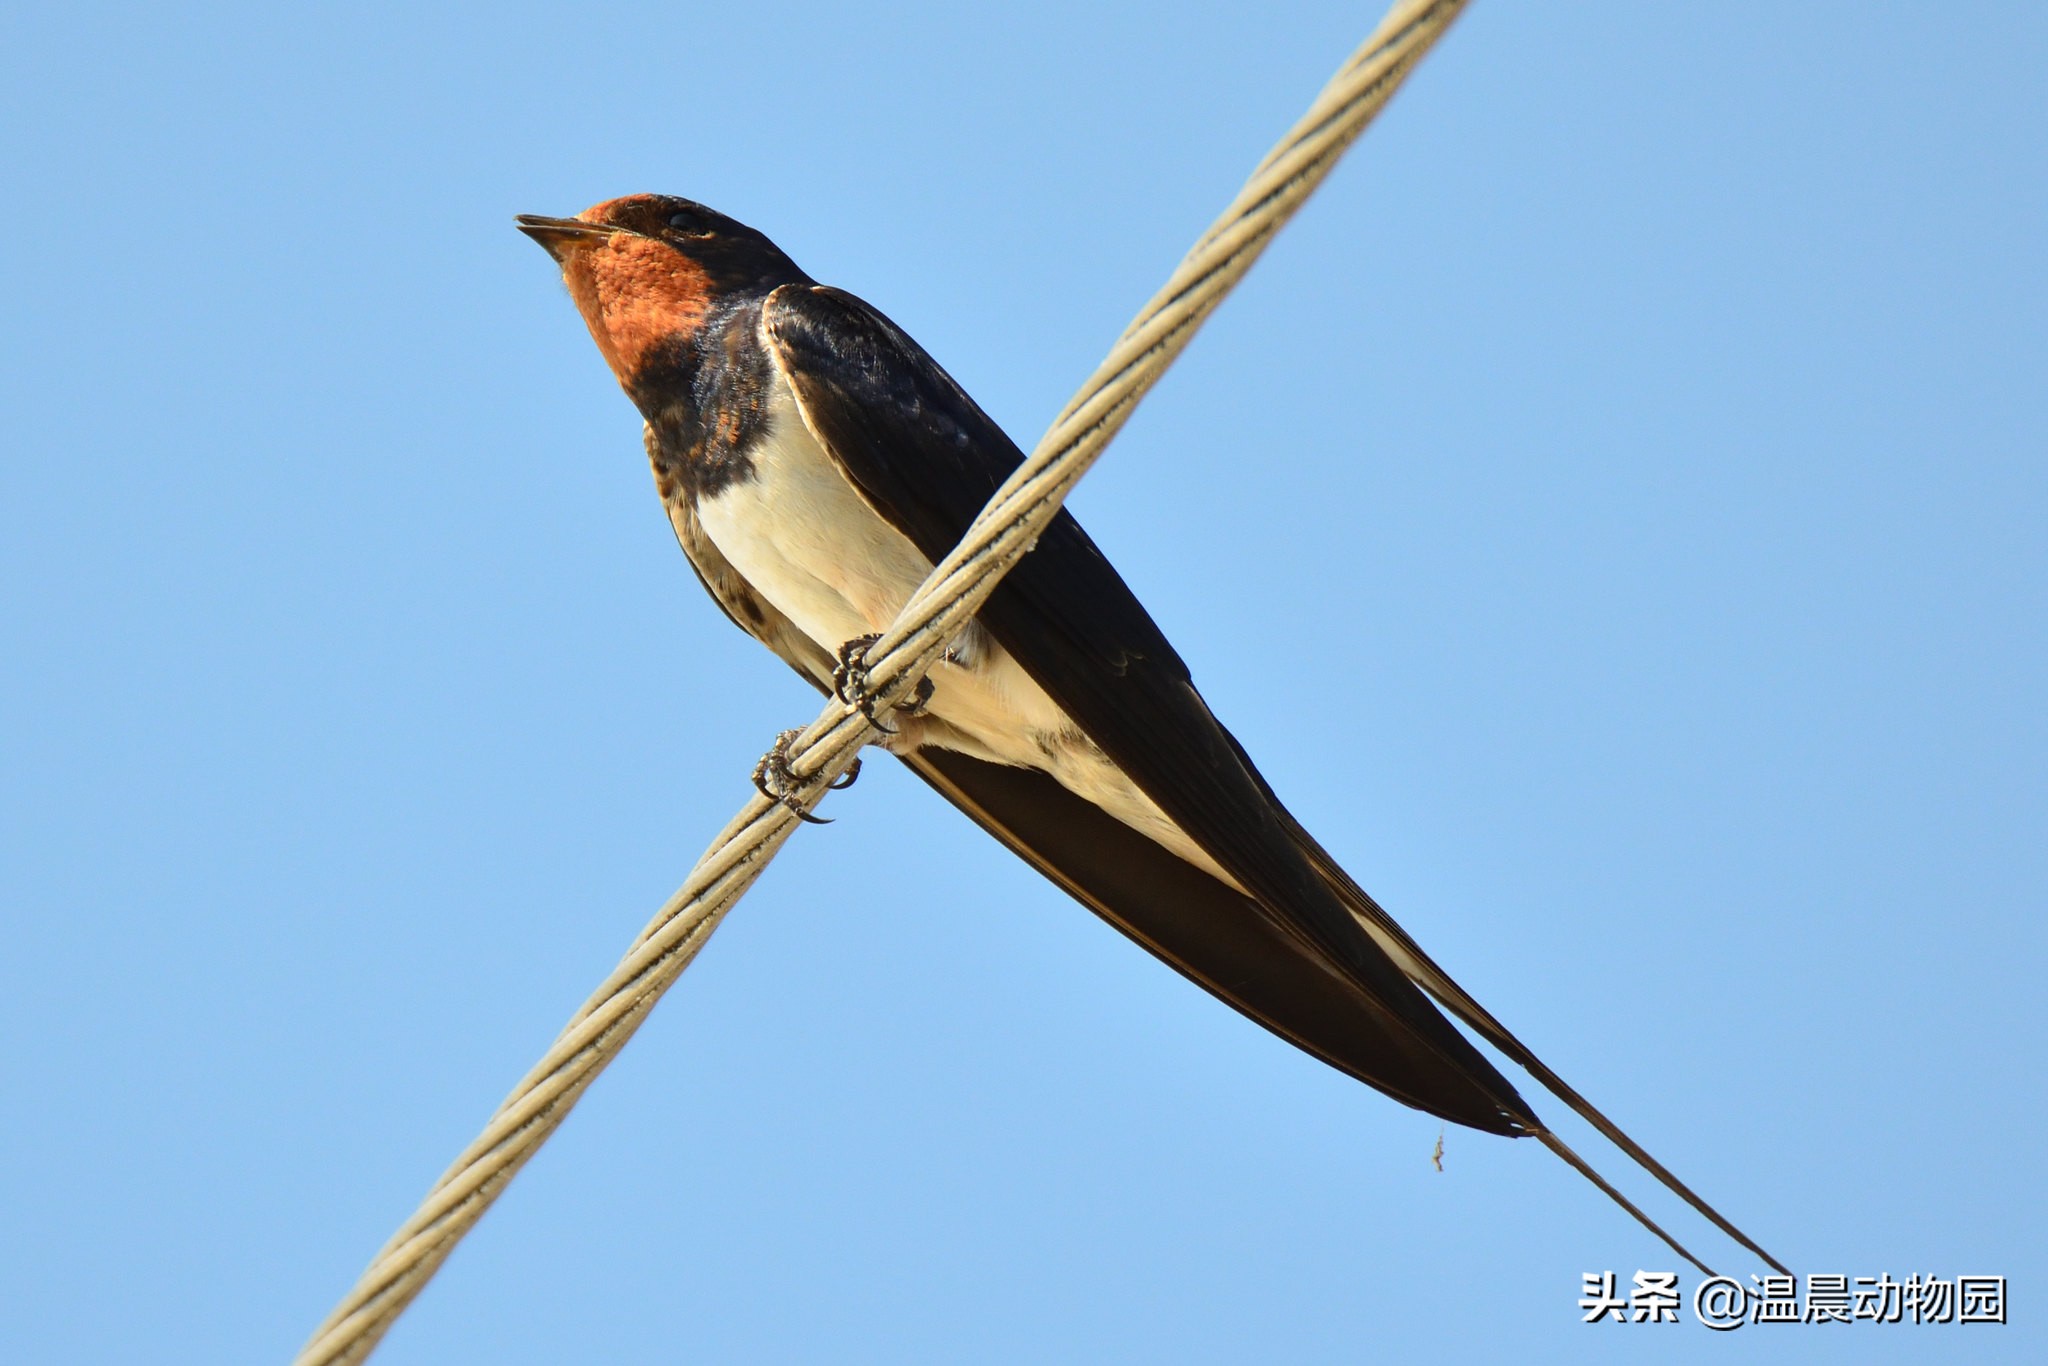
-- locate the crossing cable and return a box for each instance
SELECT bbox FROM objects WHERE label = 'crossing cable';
[295,3,1472,1360]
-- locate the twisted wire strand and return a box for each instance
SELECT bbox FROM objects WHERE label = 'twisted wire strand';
[295,4,1469,1360]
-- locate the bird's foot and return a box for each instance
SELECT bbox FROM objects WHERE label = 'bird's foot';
[832,633,892,732]
[832,634,934,729]
[897,675,935,717]
[751,728,834,824]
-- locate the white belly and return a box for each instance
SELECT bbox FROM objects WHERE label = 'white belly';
[694,390,939,654]
[695,389,1232,883]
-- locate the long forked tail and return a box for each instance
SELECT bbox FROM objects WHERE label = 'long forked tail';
[1284,817,1791,1277]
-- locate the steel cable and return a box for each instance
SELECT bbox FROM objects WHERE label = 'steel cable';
[295,4,1470,1359]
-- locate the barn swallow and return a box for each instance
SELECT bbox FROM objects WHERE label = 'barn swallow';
[517,194,1786,1274]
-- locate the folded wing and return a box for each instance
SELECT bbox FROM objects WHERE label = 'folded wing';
[761,281,1529,1135]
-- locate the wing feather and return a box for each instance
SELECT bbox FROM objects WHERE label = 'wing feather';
[760,282,1531,1134]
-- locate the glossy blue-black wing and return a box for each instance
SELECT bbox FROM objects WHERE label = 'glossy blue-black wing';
[761,281,1531,1135]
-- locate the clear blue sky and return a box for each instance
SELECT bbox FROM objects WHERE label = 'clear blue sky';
[3,3,2042,1362]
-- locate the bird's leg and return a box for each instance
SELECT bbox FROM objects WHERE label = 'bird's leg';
[832,633,936,729]
[831,633,894,732]
[751,728,833,824]
[897,676,935,717]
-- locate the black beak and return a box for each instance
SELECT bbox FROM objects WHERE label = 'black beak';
[515,213,628,262]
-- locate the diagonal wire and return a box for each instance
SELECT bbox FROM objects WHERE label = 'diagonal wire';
[294,4,1470,1361]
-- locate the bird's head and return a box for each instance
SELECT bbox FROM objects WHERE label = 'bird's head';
[516,194,805,393]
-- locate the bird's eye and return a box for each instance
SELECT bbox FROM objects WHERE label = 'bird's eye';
[668,210,708,234]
